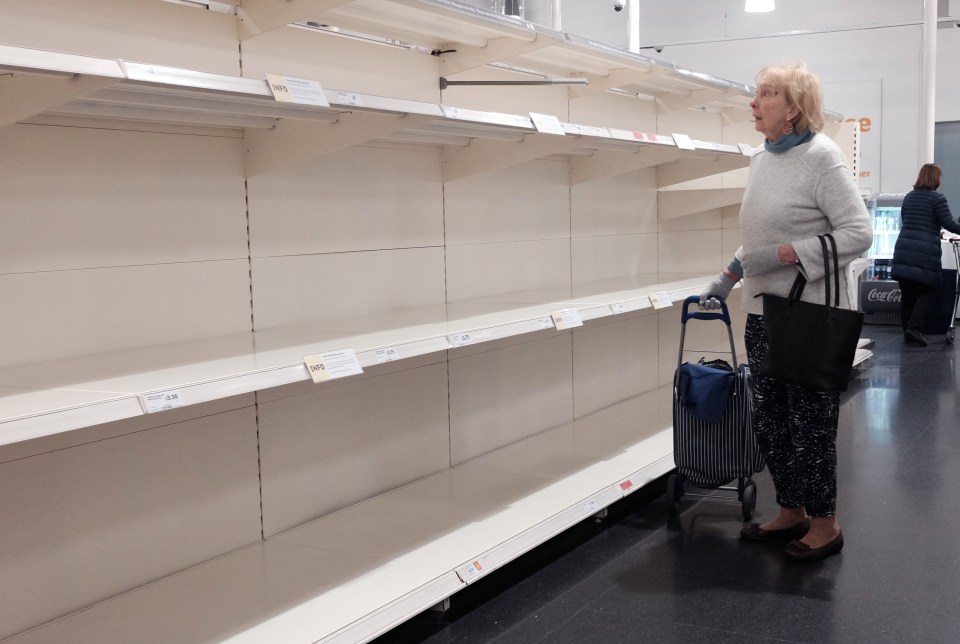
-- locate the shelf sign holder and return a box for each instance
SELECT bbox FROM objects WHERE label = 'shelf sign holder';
[265,72,330,107]
[304,348,363,383]
[141,389,185,414]
[550,308,583,330]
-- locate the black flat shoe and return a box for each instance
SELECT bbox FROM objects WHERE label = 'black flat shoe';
[740,519,810,541]
[784,531,844,561]
[905,330,928,347]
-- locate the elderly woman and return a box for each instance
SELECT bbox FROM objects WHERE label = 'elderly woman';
[891,163,960,346]
[699,62,872,561]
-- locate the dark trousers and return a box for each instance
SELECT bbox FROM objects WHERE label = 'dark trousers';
[897,278,937,334]
[744,314,840,517]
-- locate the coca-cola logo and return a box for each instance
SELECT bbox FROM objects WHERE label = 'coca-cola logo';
[866,288,902,303]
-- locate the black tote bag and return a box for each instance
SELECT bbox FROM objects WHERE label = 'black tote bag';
[759,234,864,391]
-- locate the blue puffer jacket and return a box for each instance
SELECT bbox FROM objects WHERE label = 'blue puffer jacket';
[891,188,960,287]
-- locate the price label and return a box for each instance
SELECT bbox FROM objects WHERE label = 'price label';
[463,560,483,578]
[142,389,184,413]
[610,302,626,314]
[304,348,363,383]
[650,291,673,309]
[265,73,330,107]
[375,347,399,363]
[538,316,555,330]
[335,91,364,107]
[530,112,566,135]
[671,133,696,150]
[550,308,583,330]
[738,142,755,156]
[619,479,634,491]
[583,499,598,513]
[448,332,474,347]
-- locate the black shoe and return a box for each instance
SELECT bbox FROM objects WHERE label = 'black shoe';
[784,531,844,561]
[905,330,928,347]
[740,519,810,541]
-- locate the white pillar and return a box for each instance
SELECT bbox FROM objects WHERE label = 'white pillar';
[628,0,640,53]
[921,0,937,163]
[551,0,561,31]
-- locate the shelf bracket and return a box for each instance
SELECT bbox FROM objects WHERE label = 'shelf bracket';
[244,110,434,176]
[237,0,354,40]
[437,34,562,77]
[658,187,745,220]
[570,146,685,185]
[657,154,750,188]
[442,133,580,182]
[0,74,118,129]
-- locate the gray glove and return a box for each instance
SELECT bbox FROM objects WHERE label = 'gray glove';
[740,243,782,277]
[698,273,736,310]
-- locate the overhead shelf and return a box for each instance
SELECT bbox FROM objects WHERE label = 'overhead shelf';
[3,386,675,644]
[0,272,715,448]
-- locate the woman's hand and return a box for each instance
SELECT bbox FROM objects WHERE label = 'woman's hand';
[777,243,800,266]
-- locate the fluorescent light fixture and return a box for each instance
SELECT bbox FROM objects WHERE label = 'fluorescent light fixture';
[745,0,775,12]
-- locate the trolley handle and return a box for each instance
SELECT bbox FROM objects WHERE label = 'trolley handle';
[681,295,732,326]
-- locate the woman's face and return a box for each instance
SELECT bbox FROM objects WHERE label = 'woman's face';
[750,82,799,142]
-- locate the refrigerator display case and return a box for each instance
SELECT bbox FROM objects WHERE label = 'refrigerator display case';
[861,193,905,324]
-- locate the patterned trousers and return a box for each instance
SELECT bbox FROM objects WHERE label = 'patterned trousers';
[745,314,840,517]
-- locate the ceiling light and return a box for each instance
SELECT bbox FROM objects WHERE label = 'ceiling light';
[745,0,775,12]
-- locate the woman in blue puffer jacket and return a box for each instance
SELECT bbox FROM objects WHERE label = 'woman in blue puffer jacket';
[891,163,960,346]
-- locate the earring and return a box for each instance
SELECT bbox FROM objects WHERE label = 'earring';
[782,120,794,135]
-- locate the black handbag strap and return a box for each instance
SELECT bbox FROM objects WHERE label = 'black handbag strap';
[820,234,841,308]
[786,233,841,308]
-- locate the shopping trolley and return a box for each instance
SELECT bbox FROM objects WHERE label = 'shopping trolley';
[667,296,764,521]
[948,239,960,345]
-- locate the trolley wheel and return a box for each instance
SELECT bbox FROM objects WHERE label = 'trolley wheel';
[947,328,955,345]
[666,473,684,515]
[741,480,757,521]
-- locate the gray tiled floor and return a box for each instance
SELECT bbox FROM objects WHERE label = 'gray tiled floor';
[376,325,960,643]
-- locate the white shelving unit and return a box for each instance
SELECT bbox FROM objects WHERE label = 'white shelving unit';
[0,1,853,642]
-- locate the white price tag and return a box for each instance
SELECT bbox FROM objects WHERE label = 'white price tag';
[650,291,673,309]
[538,316,555,330]
[448,332,474,347]
[335,91,364,107]
[304,348,363,383]
[375,347,399,363]
[550,308,583,330]
[738,142,755,156]
[583,499,598,513]
[610,302,626,314]
[529,112,566,135]
[142,390,184,413]
[671,133,696,150]
[463,560,483,579]
[670,291,682,302]
[265,73,330,107]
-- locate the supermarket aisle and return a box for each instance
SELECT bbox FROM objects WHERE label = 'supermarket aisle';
[376,325,960,643]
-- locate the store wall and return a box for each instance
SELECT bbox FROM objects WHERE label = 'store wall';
[558,0,960,193]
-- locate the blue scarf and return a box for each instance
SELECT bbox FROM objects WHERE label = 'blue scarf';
[764,129,814,154]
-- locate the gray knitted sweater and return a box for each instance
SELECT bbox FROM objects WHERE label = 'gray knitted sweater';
[736,134,872,315]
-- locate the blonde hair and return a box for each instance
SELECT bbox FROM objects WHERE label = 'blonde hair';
[755,62,825,134]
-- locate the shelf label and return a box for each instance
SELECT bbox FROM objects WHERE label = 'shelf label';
[463,560,483,578]
[530,112,566,135]
[265,73,330,107]
[142,389,184,414]
[610,302,626,314]
[737,142,755,156]
[335,91,364,107]
[375,347,399,363]
[448,332,474,347]
[304,348,363,383]
[550,308,583,330]
[650,291,674,309]
[537,316,555,330]
[671,133,696,150]
[583,499,598,513]
[619,479,635,491]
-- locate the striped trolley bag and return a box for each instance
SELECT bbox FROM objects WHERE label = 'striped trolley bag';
[666,296,765,520]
